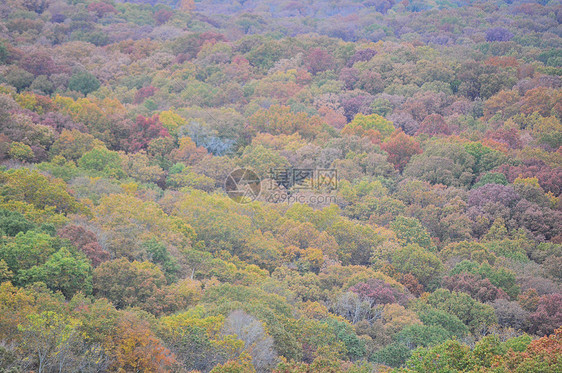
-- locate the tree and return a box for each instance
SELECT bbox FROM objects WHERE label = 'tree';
[0,282,36,341]
[441,242,497,265]
[404,154,474,188]
[486,27,514,42]
[371,342,411,368]
[382,303,421,334]
[210,355,256,373]
[18,311,82,373]
[391,244,443,287]
[0,231,59,285]
[50,130,101,162]
[327,219,383,265]
[87,2,117,18]
[8,141,34,162]
[324,318,365,360]
[93,259,166,310]
[21,0,50,13]
[443,273,508,303]
[94,193,195,259]
[105,312,176,372]
[4,66,34,91]
[0,41,8,64]
[350,279,409,307]
[527,293,562,336]
[305,48,334,75]
[491,299,529,330]
[472,172,508,189]
[58,225,109,267]
[242,230,283,272]
[339,67,359,90]
[464,142,506,175]
[447,261,519,299]
[343,114,395,141]
[403,339,472,372]
[0,168,87,214]
[396,324,452,349]
[533,116,562,150]
[239,144,290,179]
[159,310,234,371]
[493,327,562,372]
[21,247,93,298]
[493,159,562,196]
[68,71,101,96]
[21,51,57,76]
[422,289,497,333]
[390,216,434,251]
[381,131,422,172]
[416,114,451,136]
[77,147,124,178]
[140,239,180,283]
[221,310,278,372]
[121,151,165,184]
[0,208,35,237]
[418,308,469,338]
[179,0,195,12]
[127,115,170,153]
[154,9,174,25]
[347,48,377,67]
[248,105,323,139]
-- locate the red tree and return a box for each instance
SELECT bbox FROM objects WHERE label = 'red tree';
[134,86,157,104]
[416,114,451,136]
[127,115,170,153]
[21,51,58,76]
[87,2,117,17]
[527,293,562,336]
[58,225,109,266]
[305,48,334,75]
[443,273,509,303]
[382,130,423,172]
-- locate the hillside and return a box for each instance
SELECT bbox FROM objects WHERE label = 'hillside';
[0,0,561,372]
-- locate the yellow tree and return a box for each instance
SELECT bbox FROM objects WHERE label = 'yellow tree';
[180,0,195,12]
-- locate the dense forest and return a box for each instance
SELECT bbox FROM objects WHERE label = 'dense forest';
[0,0,561,372]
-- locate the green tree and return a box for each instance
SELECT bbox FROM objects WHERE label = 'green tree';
[390,216,434,251]
[21,247,93,298]
[0,41,8,64]
[395,324,452,349]
[141,239,180,283]
[0,231,59,284]
[77,147,124,178]
[402,339,472,372]
[0,208,35,236]
[8,141,34,162]
[391,244,443,288]
[417,308,469,338]
[68,71,101,96]
[371,342,411,368]
[422,289,497,333]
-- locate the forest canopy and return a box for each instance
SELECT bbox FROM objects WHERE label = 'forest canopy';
[0,0,561,372]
